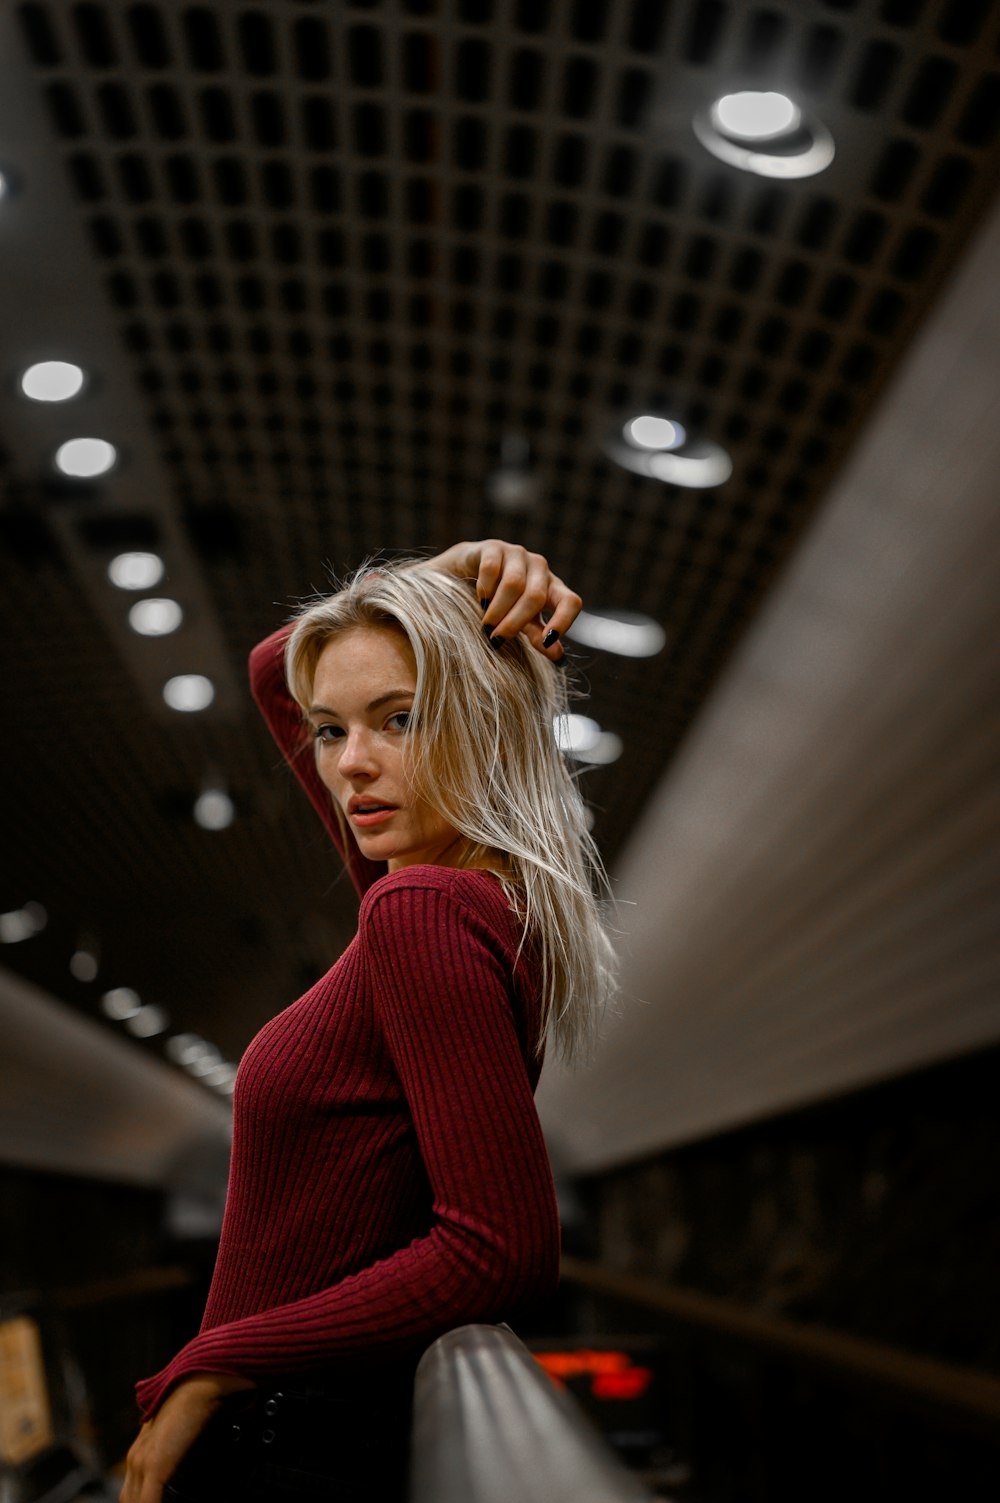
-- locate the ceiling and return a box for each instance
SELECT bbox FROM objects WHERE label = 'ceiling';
[2,0,1000,1093]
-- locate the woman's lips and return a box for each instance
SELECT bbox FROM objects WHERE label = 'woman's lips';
[350,806,397,827]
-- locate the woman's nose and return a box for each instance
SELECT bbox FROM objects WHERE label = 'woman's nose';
[338,728,378,776]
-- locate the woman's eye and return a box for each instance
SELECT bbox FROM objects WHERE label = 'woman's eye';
[313,724,343,743]
[386,711,412,732]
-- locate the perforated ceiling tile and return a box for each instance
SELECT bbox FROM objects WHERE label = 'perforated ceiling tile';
[3,0,1000,1062]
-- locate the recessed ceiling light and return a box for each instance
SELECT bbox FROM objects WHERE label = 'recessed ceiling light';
[186,1048,224,1078]
[566,609,667,658]
[101,986,142,1021]
[70,948,99,982]
[605,425,732,489]
[573,731,624,766]
[125,1004,169,1038]
[108,551,165,590]
[624,415,686,451]
[194,788,236,830]
[167,1033,214,1067]
[21,361,86,402]
[128,597,183,636]
[163,674,215,712]
[0,902,47,944]
[553,713,603,755]
[712,91,800,141]
[54,436,117,477]
[648,445,733,488]
[694,91,834,179]
[202,1062,238,1092]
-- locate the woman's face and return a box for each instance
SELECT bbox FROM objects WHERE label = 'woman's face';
[308,625,468,872]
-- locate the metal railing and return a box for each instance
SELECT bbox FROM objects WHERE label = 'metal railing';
[409,1324,654,1503]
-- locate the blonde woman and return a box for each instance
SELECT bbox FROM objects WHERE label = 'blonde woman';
[122,541,616,1503]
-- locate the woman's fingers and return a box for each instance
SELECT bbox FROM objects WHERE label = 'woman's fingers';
[423,539,582,661]
[476,545,581,658]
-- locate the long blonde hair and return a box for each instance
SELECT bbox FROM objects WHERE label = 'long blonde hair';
[284,560,617,1063]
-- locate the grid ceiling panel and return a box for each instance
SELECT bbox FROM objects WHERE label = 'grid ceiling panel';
[3,0,1000,1068]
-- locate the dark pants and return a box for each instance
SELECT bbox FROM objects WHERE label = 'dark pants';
[163,1367,414,1503]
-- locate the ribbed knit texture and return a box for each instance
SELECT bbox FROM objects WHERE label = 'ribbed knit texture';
[135,627,559,1419]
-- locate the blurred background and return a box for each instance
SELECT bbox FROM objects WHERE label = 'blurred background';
[1,2,999,1499]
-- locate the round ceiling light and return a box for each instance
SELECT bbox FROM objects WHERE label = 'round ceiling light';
[21,361,86,402]
[167,1032,214,1067]
[101,986,142,1021]
[553,713,602,756]
[125,1003,169,1038]
[605,420,732,490]
[54,436,117,477]
[712,91,800,140]
[573,731,624,766]
[0,902,47,944]
[693,90,834,179]
[566,609,667,658]
[163,674,215,712]
[194,788,236,831]
[624,415,686,451]
[108,551,165,590]
[70,948,99,982]
[129,597,183,636]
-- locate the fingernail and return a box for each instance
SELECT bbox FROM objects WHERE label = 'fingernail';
[480,598,490,612]
[482,623,493,638]
[542,628,560,649]
[554,653,569,670]
[489,633,504,650]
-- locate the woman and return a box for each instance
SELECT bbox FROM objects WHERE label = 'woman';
[122,540,616,1503]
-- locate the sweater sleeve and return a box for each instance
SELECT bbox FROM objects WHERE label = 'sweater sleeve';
[248,624,386,899]
[134,879,560,1417]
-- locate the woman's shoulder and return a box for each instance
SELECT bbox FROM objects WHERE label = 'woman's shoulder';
[362,863,505,904]
[358,865,516,935]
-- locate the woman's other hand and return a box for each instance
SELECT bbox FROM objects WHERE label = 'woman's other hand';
[422,540,581,661]
[120,1373,255,1503]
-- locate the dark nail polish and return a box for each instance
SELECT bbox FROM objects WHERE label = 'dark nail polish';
[482,623,493,637]
[489,633,504,650]
[542,628,560,649]
[480,598,490,611]
[554,653,569,670]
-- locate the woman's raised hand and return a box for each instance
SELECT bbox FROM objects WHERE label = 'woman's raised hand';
[422,540,581,662]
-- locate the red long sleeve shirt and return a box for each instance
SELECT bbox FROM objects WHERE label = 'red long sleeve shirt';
[135,626,560,1418]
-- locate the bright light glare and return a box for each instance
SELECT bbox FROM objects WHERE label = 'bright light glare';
[713,91,800,141]
[648,448,734,489]
[101,986,142,1021]
[625,416,686,451]
[108,551,165,590]
[0,902,47,944]
[554,713,602,755]
[70,949,99,982]
[163,674,215,712]
[21,361,86,402]
[187,1050,224,1078]
[574,731,624,766]
[126,1004,169,1037]
[194,789,235,831]
[202,1062,238,1090]
[167,1033,214,1067]
[55,437,117,477]
[567,609,666,658]
[129,598,183,636]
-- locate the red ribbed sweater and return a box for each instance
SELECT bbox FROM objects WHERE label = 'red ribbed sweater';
[135,625,560,1419]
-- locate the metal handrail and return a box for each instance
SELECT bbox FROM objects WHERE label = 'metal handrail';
[409,1324,654,1503]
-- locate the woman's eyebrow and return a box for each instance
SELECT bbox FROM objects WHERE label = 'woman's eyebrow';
[308,689,414,717]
